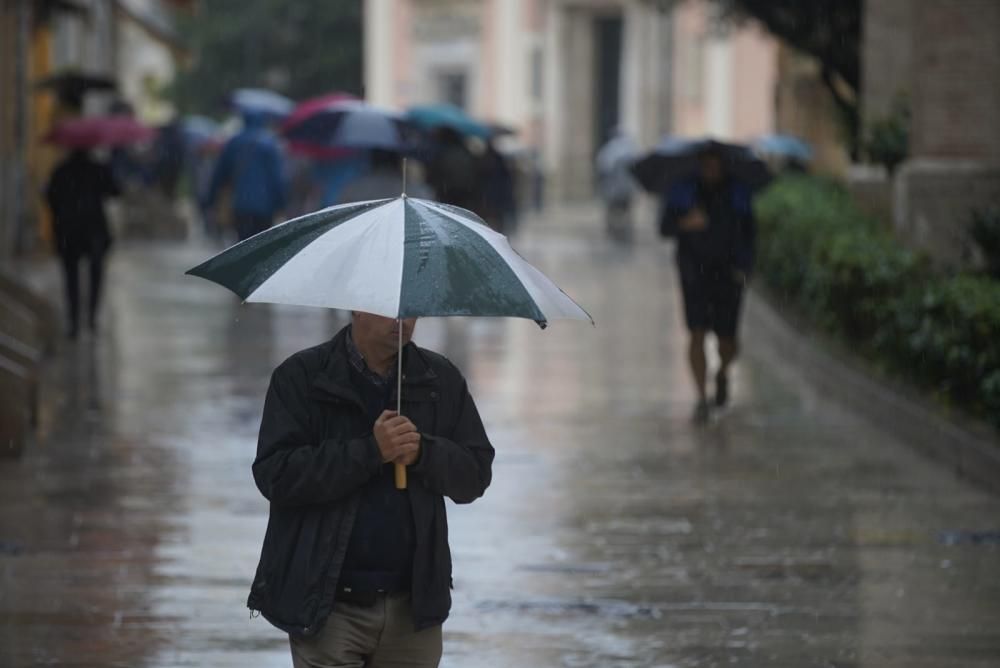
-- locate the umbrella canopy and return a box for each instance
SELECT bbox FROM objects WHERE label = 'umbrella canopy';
[283,92,357,128]
[406,104,492,139]
[187,196,590,489]
[35,71,116,109]
[44,114,156,148]
[180,115,222,149]
[230,88,294,119]
[488,123,517,138]
[186,196,591,327]
[282,100,412,157]
[754,133,814,162]
[631,137,771,194]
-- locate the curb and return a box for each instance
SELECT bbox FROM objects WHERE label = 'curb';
[744,287,1000,496]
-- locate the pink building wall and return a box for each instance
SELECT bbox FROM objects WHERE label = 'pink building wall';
[729,25,777,140]
[670,0,775,140]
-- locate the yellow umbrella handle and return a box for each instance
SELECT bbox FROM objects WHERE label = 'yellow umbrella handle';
[394,462,407,489]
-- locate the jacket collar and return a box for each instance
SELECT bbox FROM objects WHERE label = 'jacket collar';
[310,325,438,404]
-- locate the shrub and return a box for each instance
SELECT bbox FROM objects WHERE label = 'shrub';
[892,276,1000,416]
[864,96,910,175]
[755,175,1000,429]
[969,206,1000,279]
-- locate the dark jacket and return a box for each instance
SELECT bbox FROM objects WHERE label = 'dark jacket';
[247,327,494,637]
[45,151,120,256]
[659,178,756,274]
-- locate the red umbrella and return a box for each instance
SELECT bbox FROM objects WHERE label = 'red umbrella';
[280,92,358,159]
[44,115,156,148]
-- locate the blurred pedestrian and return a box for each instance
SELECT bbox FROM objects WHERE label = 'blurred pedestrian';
[424,127,479,211]
[338,149,431,202]
[659,145,756,423]
[190,141,222,241]
[595,127,638,240]
[44,149,121,338]
[248,312,494,668]
[312,153,370,208]
[152,119,185,199]
[478,139,517,233]
[204,111,288,241]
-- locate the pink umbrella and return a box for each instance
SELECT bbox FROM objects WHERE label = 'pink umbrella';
[44,115,156,148]
[281,92,358,159]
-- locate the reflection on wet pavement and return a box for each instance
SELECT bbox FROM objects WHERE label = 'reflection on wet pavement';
[1,206,998,667]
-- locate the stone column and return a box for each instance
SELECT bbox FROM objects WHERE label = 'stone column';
[363,0,396,105]
[620,0,642,140]
[704,35,732,137]
[545,1,602,200]
[491,0,524,126]
[558,5,596,199]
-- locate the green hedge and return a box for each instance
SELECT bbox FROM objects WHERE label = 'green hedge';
[754,176,1000,427]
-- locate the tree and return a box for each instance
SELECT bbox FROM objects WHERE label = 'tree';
[171,0,363,115]
[711,0,861,156]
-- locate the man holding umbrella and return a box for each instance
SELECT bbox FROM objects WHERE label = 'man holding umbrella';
[659,144,757,423]
[249,310,493,666]
[188,187,591,666]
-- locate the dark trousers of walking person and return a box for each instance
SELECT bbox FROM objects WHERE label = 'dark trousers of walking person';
[60,248,107,338]
[289,593,442,668]
[678,257,745,420]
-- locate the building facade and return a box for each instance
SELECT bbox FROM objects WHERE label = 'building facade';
[364,0,776,200]
[0,0,186,259]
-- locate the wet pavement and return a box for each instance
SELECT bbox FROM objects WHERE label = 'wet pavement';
[2,205,999,667]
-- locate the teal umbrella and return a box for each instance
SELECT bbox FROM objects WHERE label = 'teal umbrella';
[186,196,592,487]
[406,104,492,139]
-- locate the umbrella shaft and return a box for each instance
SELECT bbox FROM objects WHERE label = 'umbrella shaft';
[395,319,407,489]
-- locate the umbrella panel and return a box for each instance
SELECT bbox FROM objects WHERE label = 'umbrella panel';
[44,115,155,148]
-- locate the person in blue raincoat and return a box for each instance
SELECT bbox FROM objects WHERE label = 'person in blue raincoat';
[204,111,289,241]
[659,145,756,423]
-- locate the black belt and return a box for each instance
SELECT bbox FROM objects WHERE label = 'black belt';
[336,585,409,608]
[336,586,379,607]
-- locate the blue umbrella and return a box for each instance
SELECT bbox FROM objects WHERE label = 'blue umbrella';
[180,115,221,149]
[230,88,294,119]
[406,104,491,139]
[754,134,814,162]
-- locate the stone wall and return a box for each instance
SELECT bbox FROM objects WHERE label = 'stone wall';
[895,160,1000,266]
[910,0,1000,161]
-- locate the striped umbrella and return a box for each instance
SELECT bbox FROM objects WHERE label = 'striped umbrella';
[186,196,592,487]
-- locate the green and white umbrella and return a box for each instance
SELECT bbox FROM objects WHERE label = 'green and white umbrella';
[186,195,591,487]
[186,196,591,327]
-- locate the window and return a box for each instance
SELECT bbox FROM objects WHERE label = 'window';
[437,72,468,110]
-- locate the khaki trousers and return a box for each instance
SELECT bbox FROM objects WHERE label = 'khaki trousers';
[289,593,442,668]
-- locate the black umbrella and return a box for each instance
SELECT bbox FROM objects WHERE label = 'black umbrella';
[631,137,771,194]
[35,71,116,110]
